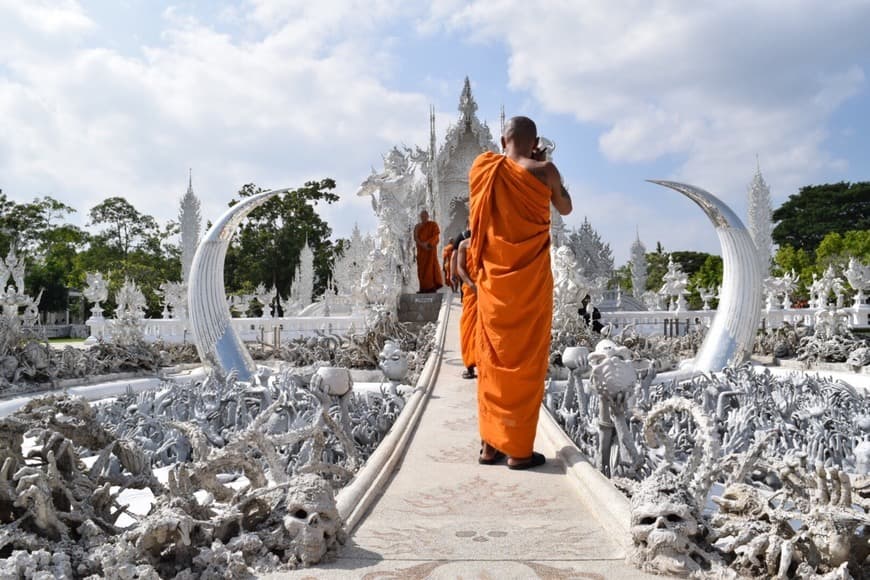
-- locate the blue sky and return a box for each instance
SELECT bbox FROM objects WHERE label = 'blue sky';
[2,0,869,264]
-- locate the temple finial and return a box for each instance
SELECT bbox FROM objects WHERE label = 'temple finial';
[458,76,477,123]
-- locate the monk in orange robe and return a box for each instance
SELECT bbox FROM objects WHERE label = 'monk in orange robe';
[455,237,477,379]
[442,242,455,292]
[414,210,443,293]
[469,116,572,469]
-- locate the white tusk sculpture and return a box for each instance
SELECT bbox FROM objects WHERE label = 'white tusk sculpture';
[648,180,762,372]
[188,188,292,380]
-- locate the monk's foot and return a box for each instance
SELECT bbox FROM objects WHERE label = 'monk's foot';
[478,441,505,465]
[461,367,476,379]
[507,452,546,470]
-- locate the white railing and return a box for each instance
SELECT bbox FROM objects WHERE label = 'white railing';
[601,304,870,337]
[87,314,367,345]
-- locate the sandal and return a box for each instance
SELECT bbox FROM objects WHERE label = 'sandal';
[478,442,505,465]
[507,452,546,470]
[461,368,477,379]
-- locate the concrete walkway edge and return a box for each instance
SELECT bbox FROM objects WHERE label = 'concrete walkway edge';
[537,408,632,547]
[336,292,453,532]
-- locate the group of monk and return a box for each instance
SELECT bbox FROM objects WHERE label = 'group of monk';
[413,115,572,471]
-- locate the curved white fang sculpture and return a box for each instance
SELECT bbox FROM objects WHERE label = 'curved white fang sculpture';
[188,188,292,380]
[648,180,762,372]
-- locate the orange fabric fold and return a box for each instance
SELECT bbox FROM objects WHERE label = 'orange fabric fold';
[416,221,443,292]
[468,151,553,458]
[459,249,478,368]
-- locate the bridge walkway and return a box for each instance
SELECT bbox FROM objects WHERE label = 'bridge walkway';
[268,296,658,579]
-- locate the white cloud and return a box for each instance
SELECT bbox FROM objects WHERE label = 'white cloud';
[429,0,870,210]
[0,2,431,240]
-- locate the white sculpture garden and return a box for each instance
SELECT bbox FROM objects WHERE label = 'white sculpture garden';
[1,81,869,579]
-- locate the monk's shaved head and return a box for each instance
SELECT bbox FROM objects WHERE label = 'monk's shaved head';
[503,116,537,149]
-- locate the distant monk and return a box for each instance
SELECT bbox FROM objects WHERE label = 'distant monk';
[455,236,477,380]
[442,241,456,292]
[414,210,443,293]
[469,116,572,469]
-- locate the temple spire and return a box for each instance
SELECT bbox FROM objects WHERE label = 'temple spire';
[459,76,477,127]
[499,105,505,152]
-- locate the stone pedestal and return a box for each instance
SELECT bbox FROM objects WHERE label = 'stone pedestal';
[398,293,443,323]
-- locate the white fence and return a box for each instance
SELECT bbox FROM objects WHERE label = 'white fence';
[600,305,869,337]
[87,315,367,345]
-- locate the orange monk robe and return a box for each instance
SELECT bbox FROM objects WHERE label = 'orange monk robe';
[416,221,443,293]
[442,243,455,291]
[469,152,553,458]
[459,247,478,368]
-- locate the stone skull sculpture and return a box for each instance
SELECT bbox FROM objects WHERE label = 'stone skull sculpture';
[629,469,704,577]
[282,474,345,567]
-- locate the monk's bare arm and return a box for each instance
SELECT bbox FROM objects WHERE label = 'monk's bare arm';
[450,247,460,285]
[455,240,475,290]
[547,163,572,215]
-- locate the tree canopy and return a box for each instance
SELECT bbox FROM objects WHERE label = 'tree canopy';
[771,182,870,252]
[224,180,341,312]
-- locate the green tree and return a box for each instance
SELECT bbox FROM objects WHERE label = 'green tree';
[687,255,723,309]
[815,230,870,271]
[771,182,870,252]
[82,197,179,317]
[87,197,161,265]
[224,180,341,311]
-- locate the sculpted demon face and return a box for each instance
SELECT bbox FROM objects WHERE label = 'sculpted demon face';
[629,471,704,577]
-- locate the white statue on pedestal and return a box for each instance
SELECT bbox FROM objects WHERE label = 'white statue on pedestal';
[660,257,689,312]
[84,272,109,320]
[254,283,278,318]
[845,257,870,309]
[698,286,717,311]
